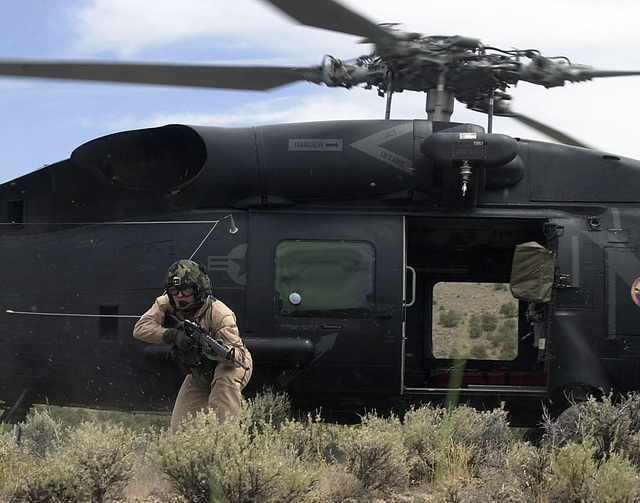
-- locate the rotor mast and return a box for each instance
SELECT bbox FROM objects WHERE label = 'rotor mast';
[425,74,455,122]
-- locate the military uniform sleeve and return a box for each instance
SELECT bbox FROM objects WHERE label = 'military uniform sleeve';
[133,295,172,344]
[206,300,252,369]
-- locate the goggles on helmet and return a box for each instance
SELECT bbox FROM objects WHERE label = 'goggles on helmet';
[167,285,195,296]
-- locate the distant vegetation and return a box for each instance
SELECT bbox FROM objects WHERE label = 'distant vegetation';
[434,282,520,361]
[2,390,640,502]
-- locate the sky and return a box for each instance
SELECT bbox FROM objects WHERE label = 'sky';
[1,0,640,184]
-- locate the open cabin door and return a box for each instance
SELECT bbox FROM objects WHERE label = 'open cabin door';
[245,212,406,413]
[403,217,549,406]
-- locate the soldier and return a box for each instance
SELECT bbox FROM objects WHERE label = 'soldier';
[134,259,252,429]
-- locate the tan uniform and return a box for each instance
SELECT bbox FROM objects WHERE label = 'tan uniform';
[133,294,252,428]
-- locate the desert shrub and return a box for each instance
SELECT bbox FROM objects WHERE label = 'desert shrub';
[544,394,625,457]
[152,412,221,502]
[67,421,138,503]
[402,404,445,483]
[468,324,483,340]
[547,439,639,503]
[277,413,340,465]
[399,404,515,499]
[10,452,86,503]
[500,317,517,332]
[469,344,488,359]
[0,433,31,495]
[504,441,551,500]
[26,405,169,433]
[601,392,640,469]
[480,311,498,332]
[438,467,530,503]
[212,421,313,503]
[11,420,138,503]
[444,404,513,477]
[439,309,460,328]
[337,412,410,493]
[152,408,313,503]
[543,392,640,474]
[591,449,639,502]
[246,387,292,430]
[499,302,517,318]
[549,440,597,501]
[486,331,501,348]
[538,394,640,502]
[482,320,518,359]
[20,408,62,458]
[33,404,92,428]
[499,337,517,360]
[91,409,170,433]
[10,393,640,502]
[468,315,482,339]
[304,464,362,502]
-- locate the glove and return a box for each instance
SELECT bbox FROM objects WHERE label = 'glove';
[162,328,193,351]
[164,311,185,330]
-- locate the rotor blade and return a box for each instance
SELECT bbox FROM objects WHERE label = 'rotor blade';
[575,69,640,80]
[264,0,399,48]
[509,111,591,148]
[0,60,322,90]
[518,61,640,87]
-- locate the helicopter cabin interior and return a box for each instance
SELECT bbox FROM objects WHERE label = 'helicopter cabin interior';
[403,215,548,394]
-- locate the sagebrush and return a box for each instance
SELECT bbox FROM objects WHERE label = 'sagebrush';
[1,392,640,502]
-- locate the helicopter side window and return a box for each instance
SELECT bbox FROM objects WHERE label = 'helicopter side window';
[274,240,374,319]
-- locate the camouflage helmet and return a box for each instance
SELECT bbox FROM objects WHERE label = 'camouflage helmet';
[164,259,211,307]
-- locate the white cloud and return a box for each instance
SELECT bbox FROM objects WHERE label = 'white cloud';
[69,0,354,59]
[70,0,272,57]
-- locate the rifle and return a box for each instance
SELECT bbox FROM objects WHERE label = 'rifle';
[165,312,250,371]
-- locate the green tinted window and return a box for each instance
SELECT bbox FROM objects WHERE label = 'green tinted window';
[275,241,374,318]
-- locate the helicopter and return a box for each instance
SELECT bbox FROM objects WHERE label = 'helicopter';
[1,0,640,429]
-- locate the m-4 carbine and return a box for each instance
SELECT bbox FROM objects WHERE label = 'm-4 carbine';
[165,311,250,370]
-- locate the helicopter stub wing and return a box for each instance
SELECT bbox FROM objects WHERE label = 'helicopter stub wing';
[0,60,325,91]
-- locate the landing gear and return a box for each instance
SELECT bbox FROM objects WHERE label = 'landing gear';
[547,383,603,418]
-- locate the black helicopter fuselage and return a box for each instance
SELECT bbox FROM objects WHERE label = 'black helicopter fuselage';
[1,119,639,426]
